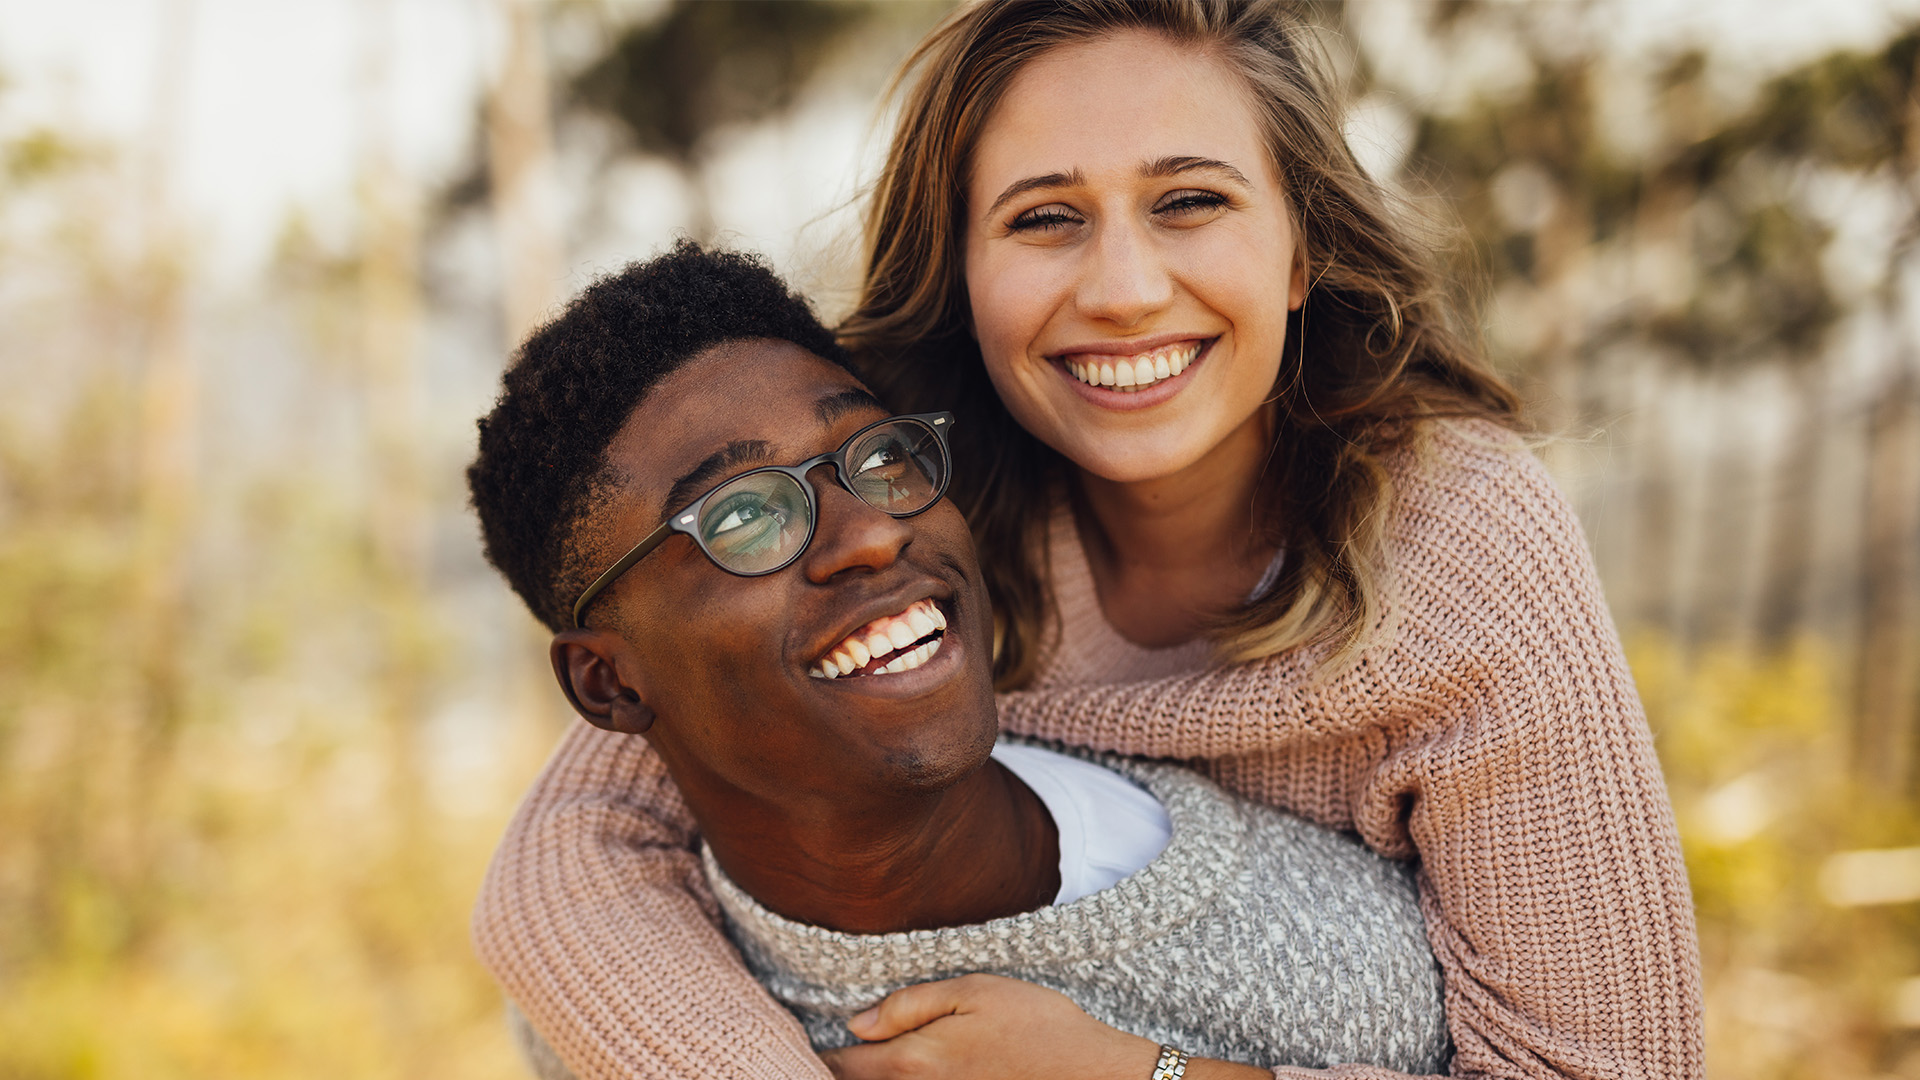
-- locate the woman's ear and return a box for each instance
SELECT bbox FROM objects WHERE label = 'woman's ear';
[549,630,656,735]
[1288,250,1310,312]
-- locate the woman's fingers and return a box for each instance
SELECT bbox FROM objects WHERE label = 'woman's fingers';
[823,976,1163,1080]
[847,974,985,1040]
[820,1040,931,1080]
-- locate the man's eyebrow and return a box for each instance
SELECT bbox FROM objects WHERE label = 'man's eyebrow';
[663,440,774,518]
[1142,155,1253,187]
[658,390,886,518]
[816,387,886,426]
[984,169,1085,219]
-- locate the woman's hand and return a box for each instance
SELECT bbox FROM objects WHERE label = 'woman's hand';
[819,974,1275,1080]
[819,974,1157,1080]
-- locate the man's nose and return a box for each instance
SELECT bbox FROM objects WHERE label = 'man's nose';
[1074,218,1174,328]
[800,468,913,583]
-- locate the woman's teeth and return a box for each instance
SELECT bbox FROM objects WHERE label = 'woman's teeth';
[809,598,948,680]
[1064,341,1201,393]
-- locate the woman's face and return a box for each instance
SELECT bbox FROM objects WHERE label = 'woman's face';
[963,30,1306,485]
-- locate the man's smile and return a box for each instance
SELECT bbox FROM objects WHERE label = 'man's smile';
[810,597,949,680]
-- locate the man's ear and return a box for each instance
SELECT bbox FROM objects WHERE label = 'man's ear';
[549,629,656,735]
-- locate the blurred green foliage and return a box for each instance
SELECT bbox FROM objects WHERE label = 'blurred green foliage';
[0,393,531,1078]
[1384,10,1920,1069]
[570,0,868,165]
[0,93,545,1080]
[1637,634,1920,1077]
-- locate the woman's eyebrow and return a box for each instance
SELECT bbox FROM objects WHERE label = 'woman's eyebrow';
[984,169,1085,218]
[665,440,774,515]
[1142,155,1252,187]
[983,157,1252,219]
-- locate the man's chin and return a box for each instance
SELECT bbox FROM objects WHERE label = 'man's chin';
[866,716,1000,798]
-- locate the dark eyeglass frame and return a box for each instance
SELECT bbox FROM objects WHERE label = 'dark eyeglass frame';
[570,411,956,629]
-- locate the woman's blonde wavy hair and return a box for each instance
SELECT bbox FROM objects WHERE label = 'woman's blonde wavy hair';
[841,0,1523,689]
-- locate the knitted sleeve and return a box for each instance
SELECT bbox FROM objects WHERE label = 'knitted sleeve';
[470,721,831,1080]
[996,422,1705,1080]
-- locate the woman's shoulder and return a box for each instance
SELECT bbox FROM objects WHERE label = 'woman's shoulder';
[1388,417,1552,505]
[1372,418,1615,663]
[1383,418,1584,559]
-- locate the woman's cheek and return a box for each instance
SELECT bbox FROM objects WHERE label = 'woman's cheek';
[970,244,1063,354]
[978,335,1071,451]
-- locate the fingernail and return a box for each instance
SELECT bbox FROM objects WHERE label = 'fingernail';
[849,1007,878,1030]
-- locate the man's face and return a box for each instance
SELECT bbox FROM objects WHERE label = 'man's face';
[586,339,998,814]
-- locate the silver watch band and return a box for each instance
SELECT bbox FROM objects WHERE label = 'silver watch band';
[1151,1044,1190,1080]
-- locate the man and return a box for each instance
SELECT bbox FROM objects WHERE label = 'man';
[466,243,1447,1079]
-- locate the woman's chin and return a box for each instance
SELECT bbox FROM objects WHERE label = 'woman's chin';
[1060,436,1217,487]
[1055,411,1277,490]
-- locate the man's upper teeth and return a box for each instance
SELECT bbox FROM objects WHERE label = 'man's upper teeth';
[907,606,936,638]
[809,598,948,679]
[1066,341,1199,393]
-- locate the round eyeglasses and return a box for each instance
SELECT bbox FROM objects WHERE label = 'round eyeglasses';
[570,412,955,629]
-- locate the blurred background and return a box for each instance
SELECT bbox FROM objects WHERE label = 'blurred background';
[1,0,1918,1076]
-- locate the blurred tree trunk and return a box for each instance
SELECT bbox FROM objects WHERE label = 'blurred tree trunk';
[676,158,717,246]
[1632,403,1681,632]
[1756,366,1823,648]
[359,0,429,838]
[126,0,198,943]
[487,0,563,349]
[1691,402,1751,644]
[1854,367,1920,793]
[1855,95,1920,795]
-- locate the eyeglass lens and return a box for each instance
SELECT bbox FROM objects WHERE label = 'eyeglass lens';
[699,471,811,574]
[697,420,948,574]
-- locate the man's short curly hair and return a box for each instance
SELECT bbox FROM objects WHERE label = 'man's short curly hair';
[467,241,850,631]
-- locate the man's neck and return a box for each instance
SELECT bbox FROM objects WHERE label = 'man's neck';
[693,758,1061,935]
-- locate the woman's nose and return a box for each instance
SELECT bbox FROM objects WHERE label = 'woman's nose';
[1074,218,1174,328]
[800,470,914,583]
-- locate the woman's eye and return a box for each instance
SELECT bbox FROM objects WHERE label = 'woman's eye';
[1007,205,1083,233]
[1154,190,1230,218]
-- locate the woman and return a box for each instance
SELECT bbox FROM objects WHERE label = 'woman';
[472,3,1704,1078]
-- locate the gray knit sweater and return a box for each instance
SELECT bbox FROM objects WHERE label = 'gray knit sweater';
[704,751,1450,1073]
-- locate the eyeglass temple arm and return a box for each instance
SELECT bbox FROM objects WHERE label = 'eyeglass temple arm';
[571,520,676,629]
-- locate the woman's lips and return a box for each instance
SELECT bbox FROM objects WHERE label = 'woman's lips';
[1060,340,1202,392]
[1052,338,1214,410]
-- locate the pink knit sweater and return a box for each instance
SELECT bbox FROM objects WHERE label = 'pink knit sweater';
[471,420,1704,1080]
